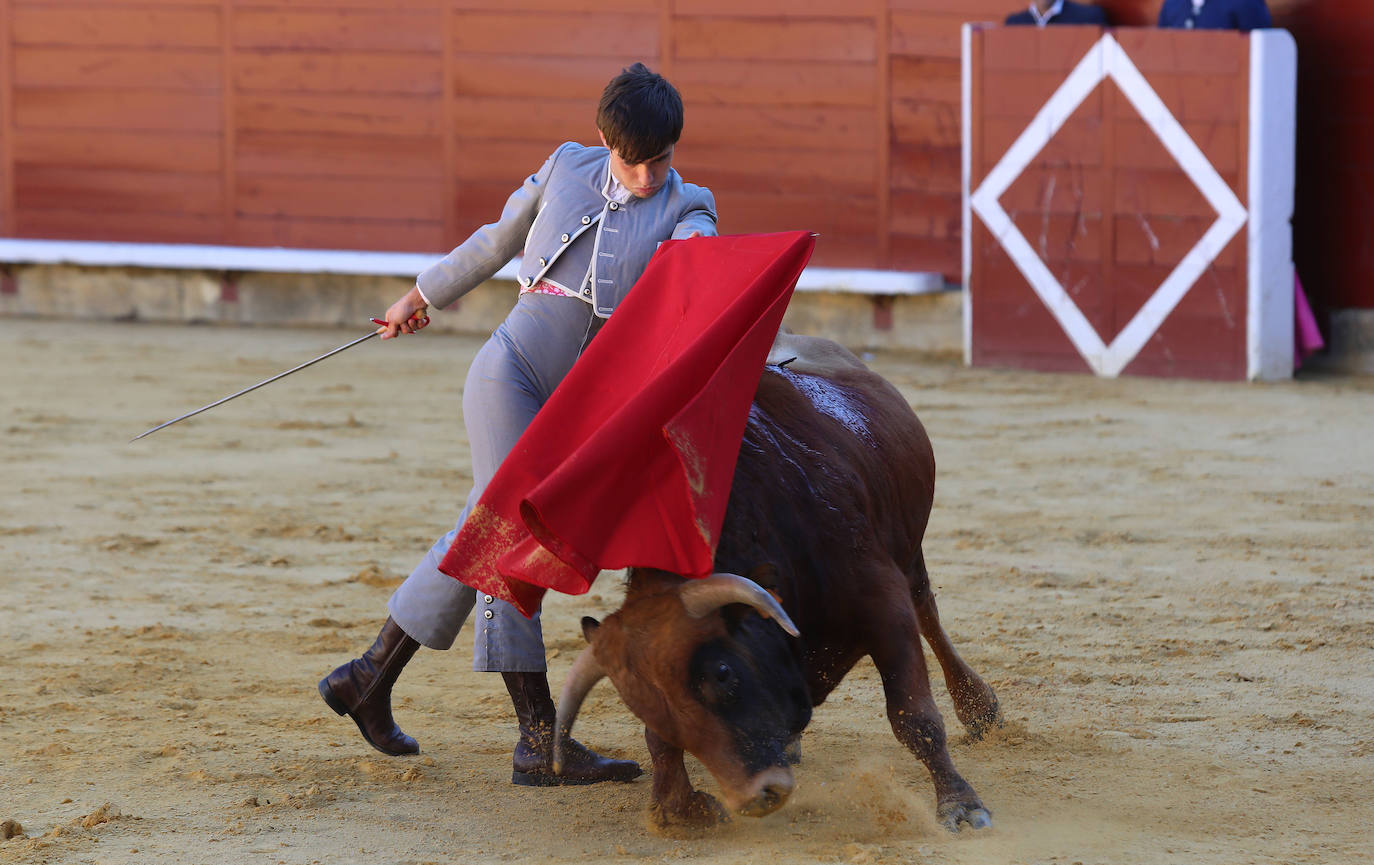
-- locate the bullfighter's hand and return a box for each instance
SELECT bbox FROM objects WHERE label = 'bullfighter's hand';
[379,287,430,339]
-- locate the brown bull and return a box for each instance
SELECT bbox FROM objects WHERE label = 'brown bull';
[555,332,1001,831]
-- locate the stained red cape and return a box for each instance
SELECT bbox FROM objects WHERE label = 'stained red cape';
[438,231,816,616]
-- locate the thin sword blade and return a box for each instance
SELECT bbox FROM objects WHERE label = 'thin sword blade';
[130,329,381,443]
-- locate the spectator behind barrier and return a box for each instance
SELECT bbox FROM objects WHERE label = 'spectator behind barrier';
[1158,0,1272,30]
[1006,0,1109,26]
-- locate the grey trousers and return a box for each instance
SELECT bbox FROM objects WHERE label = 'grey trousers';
[388,293,602,671]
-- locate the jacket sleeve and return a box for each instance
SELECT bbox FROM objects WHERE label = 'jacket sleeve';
[671,186,719,239]
[416,143,569,309]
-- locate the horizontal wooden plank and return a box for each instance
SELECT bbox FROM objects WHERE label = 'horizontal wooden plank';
[235,131,443,179]
[891,98,961,148]
[889,0,1013,13]
[890,144,963,195]
[233,216,446,254]
[14,88,221,132]
[1113,213,1242,268]
[236,93,441,137]
[1114,29,1247,75]
[676,0,880,16]
[1114,168,1233,218]
[889,190,961,239]
[1115,117,1241,177]
[981,70,1103,120]
[451,12,658,58]
[15,208,224,245]
[890,11,974,59]
[452,139,562,184]
[673,59,876,108]
[806,232,881,269]
[15,165,222,215]
[13,129,221,173]
[16,47,220,90]
[675,16,877,62]
[449,0,648,11]
[888,233,960,278]
[451,97,590,143]
[999,165,1106,213]
[680,146,877,196]
[976,257,1113,339]
[234,52,442,95]
[236,174,444,221]
[1120,72,1244,123]
[976,25,1103,71]
[234,9,442,52]
[13,6,220,49]
[978,115,1105,174]
[452,56,630,100]
[890,56,960,105]
[1000,211,1104,263]
[686,105,877,151]
[712,190,879,236]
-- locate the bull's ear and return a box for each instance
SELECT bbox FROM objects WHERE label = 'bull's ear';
[746,562,781,590]
[580,616,601,642]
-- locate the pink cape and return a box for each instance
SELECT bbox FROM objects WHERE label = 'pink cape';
[438,231,816,617]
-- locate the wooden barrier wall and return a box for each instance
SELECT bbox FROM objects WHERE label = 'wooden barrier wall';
[0,0,1368,312]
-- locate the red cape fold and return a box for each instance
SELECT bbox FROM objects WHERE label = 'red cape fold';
[438,230,816,617]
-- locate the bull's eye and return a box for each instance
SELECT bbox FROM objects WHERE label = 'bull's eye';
[715,662,733,684]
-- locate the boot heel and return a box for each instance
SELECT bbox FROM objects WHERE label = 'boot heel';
[318,678,348,716]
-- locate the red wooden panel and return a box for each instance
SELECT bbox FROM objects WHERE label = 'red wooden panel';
[999,212,1105,264]
[1112,214,1242,269]
[981,71,1103,119]
[14,88,220,131]
[677,0,879,15]
[889,145,961,194]
[15,47,220,90]
[449,0,645,10]
[675,16,876,63]
[450,97,589,144]
[1113,168,1220,219]
[672,59,876,108]
[889,12,973,60]
[235,131,443,179]
[451,182,527,240]
[13,6,220,49]
[808,233,881,269]
[888,233,959,276]
[685,105,877,152]
[16,208,224,244]
[681,146,877,196]
[979,257,1113,343]
[236,93,441,137]
[1114,29,1246,76]
[15,165,221,215]
[890,98,960,149]
[712,191,879,236]
[999,165,1106,214]
[233,10,442,53]
[450,12,657,58]
[452,139,561,183]
[979,115,1106,178]
[981,25,1103,71]
[13,129,220,173]
[234,52,442,95]
[233,216,445,253]
[452,56,627,100]
[889,190,960,238]
[890,56,959,105]
[236,174,443,221]
[1117,72,1243,124]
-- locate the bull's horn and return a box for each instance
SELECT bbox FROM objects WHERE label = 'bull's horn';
[553,645,607,776]
[679,573,801,638]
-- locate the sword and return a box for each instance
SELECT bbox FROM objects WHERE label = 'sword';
[130,316,426,443]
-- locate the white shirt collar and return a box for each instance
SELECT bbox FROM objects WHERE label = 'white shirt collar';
[602,160,633,205]
[1029,0,1065,26]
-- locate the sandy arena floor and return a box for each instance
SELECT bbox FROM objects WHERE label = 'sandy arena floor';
[1,318,1371,865]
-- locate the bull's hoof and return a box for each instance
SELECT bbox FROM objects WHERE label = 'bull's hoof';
[649,791,730,834]
[937,802,993,832]
[954,689,1002,742]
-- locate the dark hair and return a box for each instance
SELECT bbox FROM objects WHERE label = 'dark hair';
[596,62,683,164]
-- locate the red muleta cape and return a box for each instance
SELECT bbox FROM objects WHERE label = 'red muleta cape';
[438,230,816,617]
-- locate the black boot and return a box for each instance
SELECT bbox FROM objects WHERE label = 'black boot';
[503,671,642,786]
[319,617,421,756]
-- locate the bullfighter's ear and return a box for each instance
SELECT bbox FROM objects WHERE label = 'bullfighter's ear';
[580,616,601,642]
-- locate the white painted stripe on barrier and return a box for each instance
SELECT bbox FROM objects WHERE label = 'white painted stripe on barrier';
[961,22,975,366]
[969,34,1249,377]
[1247,30,1297,381]
[0,238,946,296]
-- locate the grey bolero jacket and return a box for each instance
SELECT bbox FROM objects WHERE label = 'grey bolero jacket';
[416,142,718,318]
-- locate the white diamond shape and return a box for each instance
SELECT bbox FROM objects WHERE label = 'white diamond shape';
[970,34,1249,377]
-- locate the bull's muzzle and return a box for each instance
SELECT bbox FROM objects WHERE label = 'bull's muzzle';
[729,766,796,818]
